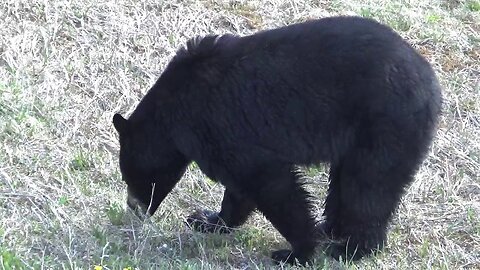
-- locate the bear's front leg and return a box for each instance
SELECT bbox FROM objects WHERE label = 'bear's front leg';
[187,188,256,234]
[245,163,317,266]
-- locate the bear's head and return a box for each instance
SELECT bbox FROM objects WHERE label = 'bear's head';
[113,113,187,218]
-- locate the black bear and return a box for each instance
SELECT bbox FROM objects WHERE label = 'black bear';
[113,16,442,264]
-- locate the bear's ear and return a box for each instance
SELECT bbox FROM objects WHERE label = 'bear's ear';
[113,113,128,134]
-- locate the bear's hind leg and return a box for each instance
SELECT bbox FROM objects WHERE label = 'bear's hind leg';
[317,163,342,239]
[187,188,256,233]
[326,147,416,261]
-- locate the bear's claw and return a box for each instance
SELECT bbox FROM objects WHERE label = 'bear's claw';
[271,249,309,266]
[186,209,232,234]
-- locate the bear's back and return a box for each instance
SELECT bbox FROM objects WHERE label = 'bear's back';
[139,16,441,166]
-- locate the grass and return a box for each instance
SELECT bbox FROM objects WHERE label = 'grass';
[0,0,479,269]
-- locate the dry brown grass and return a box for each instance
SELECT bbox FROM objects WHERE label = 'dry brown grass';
[0,0,479,269]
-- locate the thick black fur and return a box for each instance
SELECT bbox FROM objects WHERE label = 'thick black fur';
[113,16,442,265]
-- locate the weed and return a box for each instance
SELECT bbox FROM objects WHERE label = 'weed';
[107,202,125,226]
[70,150,92,171]
[467,1,480,11]
[426,14,443,24]
[0,248,25,269]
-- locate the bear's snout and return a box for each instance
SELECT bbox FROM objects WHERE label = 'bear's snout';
[127,194,150,220]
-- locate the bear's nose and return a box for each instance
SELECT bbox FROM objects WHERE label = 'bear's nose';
[127,195,149,220]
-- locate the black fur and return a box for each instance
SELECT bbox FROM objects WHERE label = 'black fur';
[113,16,442,265]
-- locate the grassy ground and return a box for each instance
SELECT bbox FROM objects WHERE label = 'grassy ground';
[0,0,479,269]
